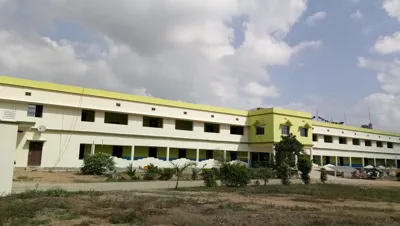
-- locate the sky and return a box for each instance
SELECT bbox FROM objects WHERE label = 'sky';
[1,0,400,132]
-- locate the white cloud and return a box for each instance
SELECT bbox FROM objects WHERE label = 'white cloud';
[306,11,327,26]
[383,0,400,21]
[374,32,400,54]
[350,10,363,20]
[0,0,320,110]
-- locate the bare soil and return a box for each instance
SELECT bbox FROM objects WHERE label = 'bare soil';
[13,168,107,183]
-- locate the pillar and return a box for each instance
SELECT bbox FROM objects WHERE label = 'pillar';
[349,157,352,167]
[295,155,298,167]
[335,156,338,166]
[247,151,251,167]
[130,145,135,161]
[272,146,276,163]
[320,155,323,166]
[362,158,365,167]
[0,122,18,196]
[310,148,313,162]
[374,158,377,167]
[196,149,199,162]
[91,142,95,155]
[223,150,227,162]
[385,159,387,167]
[166,147,170,161]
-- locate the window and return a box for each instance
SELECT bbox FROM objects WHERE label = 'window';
[230,126,244,135]
[339,137,347,144]
[352,139,360,146]
[376,141,383,148]
[81,109,95,122]
[256,126,265,135]
[27,104,43,118]
[281,125,290,135]
[365,140,372,146]
[25,92,31,96]
[300,128,308,137]
[324,135,333,143]
[104,112,128,125]
[206,150,213,159]
[312,134,318,142]
[149,147,157,158]
[178,149,187,159]
[175,120,193,131]
[112,146,123,158]
[143,116,163,128]
[78,144,85,160]
[204,123,220,133]
[388,142,393,149]
[230,152,237,161]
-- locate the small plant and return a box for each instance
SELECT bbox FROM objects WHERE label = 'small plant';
[320,168,328,184]
[81,152,115,175]
[159,168,174,180]
[171,161,197,189]
[219,163,251,187]
[257,168,275,186]
[277,163,291,185]
[143,164,161,180]
[201,168,217,187]
[191,165,206,180]
[297,157,312,185]
[125,163,140,180]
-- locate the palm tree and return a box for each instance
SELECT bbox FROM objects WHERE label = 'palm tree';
[171,161,197,189]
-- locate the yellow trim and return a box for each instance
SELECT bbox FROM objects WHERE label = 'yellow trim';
[312,121,400,137]
[0,76,248,116]
[280,119,294,127]
[302,122,312,129]
[248,107,311,119]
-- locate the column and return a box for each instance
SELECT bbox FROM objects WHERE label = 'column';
[349,157,352,167]
[362,158,365,167]
[130,145,135,161]
[385,159,387,167]
[272,146,276,163]
[335,156,338,166]
[196,149,199,162]
[310,148,313,162]
[396,156,398,168]
[320,155,323,166]
[294,155,298,167]
[223,150,227,162]
[247,151,251,168]
[0,122,18,196]
[166,147,170,161]
[374,158,377,166]
[91,142,95,155]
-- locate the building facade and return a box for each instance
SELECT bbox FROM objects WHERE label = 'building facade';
[0,76,399,169]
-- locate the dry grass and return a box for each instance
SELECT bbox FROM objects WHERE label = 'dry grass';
[2,184,400,225]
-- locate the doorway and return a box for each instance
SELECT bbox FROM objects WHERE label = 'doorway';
[28,141,44,166]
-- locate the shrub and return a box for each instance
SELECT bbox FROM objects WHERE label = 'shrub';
[219,163,251,187]
[81,152,115,175]
[171,161,197,189]
[297,157,312,185]
[191,168,199,180]
[277,163,291,185]
[201,168,217,187]
[143,164,161,180]
[320,168,328,184]
[125,163,140,180]
[159,168,174,180]
[257,168,275,186]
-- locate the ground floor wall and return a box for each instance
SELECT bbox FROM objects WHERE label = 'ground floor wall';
[0,122,18,196]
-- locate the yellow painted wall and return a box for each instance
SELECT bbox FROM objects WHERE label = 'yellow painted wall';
[247,113,274,143]
[272,114,313,146]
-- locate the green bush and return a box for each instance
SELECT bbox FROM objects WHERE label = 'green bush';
[201,168,217,187]
[81,152,115,175]
[277,163,291,185]
[320,168,328,184]
[297,157,312,185]
[143,164,161,180]
[125,163,140,180]
[191,168,199,180]
[159,168,174,180]
[257,168,275,186]
[219,163,251,187]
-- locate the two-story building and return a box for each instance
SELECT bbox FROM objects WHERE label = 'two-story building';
[0,76,399,169]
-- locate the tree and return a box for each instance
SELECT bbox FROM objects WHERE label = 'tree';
[81,152,115,175]
[257,168,275,186]
[171,161,197,189]
[219,162,251,187]
[274,133,304,185]
[320,168,328,184]
[297,157,312,184]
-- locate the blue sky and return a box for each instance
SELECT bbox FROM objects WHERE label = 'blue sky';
[1,0,400,131]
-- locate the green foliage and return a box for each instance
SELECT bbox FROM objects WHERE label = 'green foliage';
[201,168,217,187]
[125,163,140,180]
[143,164,161,180]
[159,168,174,180]
[171,161,197,189]
[298,157,312,185]
[257,168,275,186]
[81,152,115,175]
[191,168,199,180]
[277,163,291,185]
[320,168,328,184]
[219,163,251,187]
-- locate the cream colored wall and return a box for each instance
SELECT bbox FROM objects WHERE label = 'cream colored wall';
[0,122,18,196]
[313,126,400,160]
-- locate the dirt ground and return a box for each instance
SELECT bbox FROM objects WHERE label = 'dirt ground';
[13,168,107,183]
[2,184,400,226]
